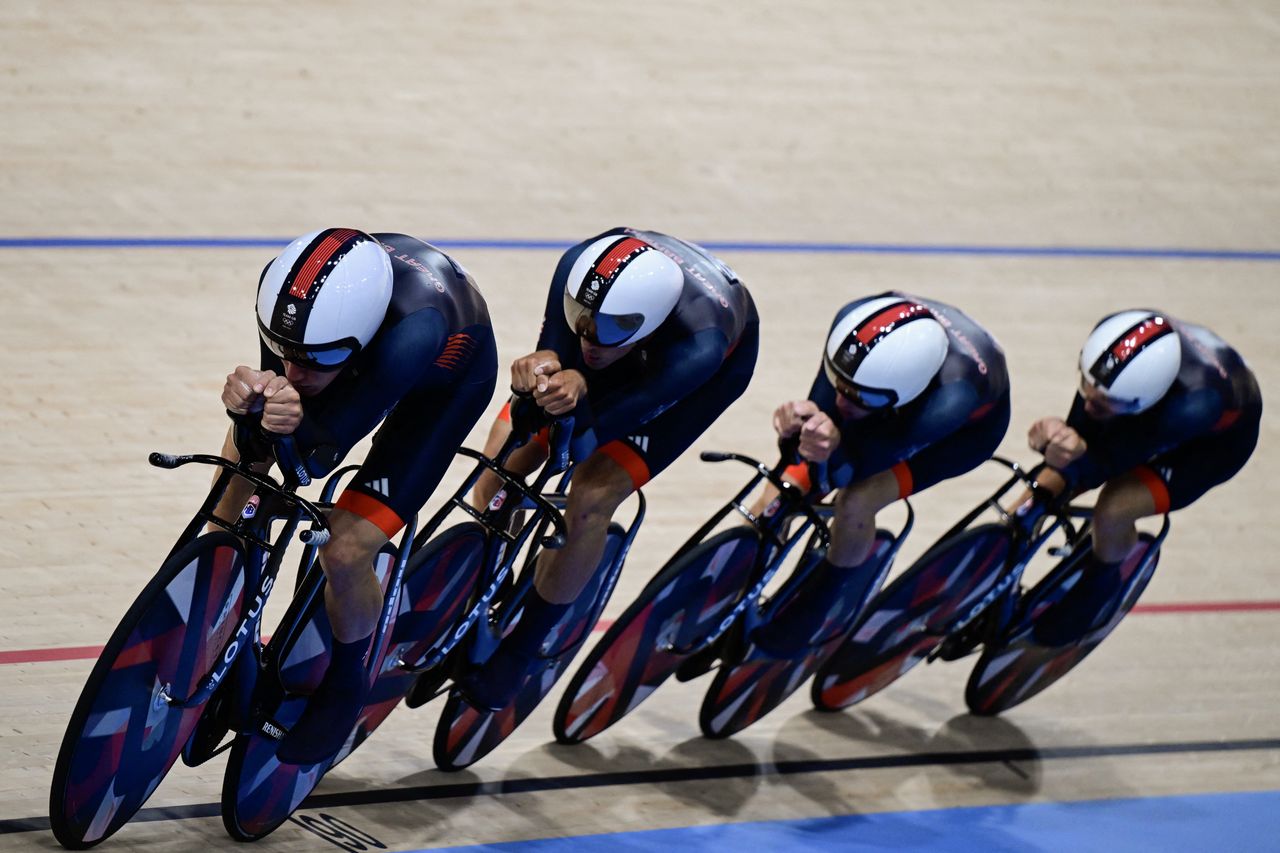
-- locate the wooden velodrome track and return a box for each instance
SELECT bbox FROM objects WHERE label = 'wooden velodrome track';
[2,2,1277,850]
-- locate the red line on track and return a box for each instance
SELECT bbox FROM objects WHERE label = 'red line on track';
[3,601,1277,666]
[1129,600,1280,615]
[0,645,104,665]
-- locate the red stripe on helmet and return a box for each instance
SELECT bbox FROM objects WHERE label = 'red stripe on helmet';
[1109,317,1171,364]
[855,301,929,346]
[594,238,648,279]
[289,228,361,299]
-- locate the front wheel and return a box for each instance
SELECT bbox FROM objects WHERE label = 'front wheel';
[965,532,1163,716]
[812,525,1012,712]
[50,532,250,849]
[435,523,629,770]
[698,532,896,740]
[553,528,760,745]
[219,539,407,842]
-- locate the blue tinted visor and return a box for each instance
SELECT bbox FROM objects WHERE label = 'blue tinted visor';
[1079,377,1143,417]
[823,359,899,410]
[563,293,645,347]
[259,320,359,372]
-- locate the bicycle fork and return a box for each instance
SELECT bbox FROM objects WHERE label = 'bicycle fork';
[926,519,1067,663]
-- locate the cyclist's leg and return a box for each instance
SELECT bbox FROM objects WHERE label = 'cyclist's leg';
[1039,412,1260,643]
[458,450,633,710]
[463,328,758,708]
[534,452,636,603]
[470,398,550,509]
[280,333,497,762]
[1029,472,1156,646]
[319,513,390,640]
[1091,474,1157,560]
[533,323,758,607]
[756,394,1010,653]
[751,471,900,654]
[272,510,392,761]
[326,376,494,635]
[828,472,904,566]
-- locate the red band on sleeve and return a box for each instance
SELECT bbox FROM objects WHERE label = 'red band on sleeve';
[890,461,914,500]
[1132,465,1171,515]
[335,490,404,538]
[599,441,651,490]
[784,463,812,493]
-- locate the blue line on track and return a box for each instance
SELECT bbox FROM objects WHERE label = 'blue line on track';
[412,789,1280,852]
[2,236,1280,260]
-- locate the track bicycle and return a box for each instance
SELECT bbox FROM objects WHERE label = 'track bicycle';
[222,409,587,834]
[50,429,335,849]
[554,441,912,743]
[812,457,1168,716]
[424,412,646,771]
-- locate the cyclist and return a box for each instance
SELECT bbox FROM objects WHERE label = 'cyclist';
[751,293,1011,655]
[217,228,497,762]
[461,226,759,710]
[1027,309,1261,643]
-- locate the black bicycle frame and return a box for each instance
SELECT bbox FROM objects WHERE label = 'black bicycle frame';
[655,445,840,654]
[146,440,329,710]
[922,456,1169,649]
[396,419,576,676]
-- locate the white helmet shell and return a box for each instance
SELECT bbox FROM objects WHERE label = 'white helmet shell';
[563,235,684,346]
[823,296,949,408]
[1079,310,1180,414]
[257,229,393,367]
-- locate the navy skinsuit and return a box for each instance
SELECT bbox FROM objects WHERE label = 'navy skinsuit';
[259,233,497,535]
[532,226,760,487]
[1060,318,1261,512]
[795,292,1011,499]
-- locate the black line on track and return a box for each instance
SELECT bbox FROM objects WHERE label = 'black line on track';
[11,736,1280,836]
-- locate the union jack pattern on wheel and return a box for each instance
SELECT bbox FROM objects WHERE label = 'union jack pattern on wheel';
[812,525,1011,712]
[554,528,759,745]
[965,533,1162,715]
[220,538,426,842]
[435,524,626,770]
[50,532,249,849]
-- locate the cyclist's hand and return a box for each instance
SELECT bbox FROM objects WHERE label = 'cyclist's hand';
[798,411,840,462]
[535,369,586,416]
[773,399,821,438]
[1029,417,1086,468]
[1027,416,1066,453]
[222,366,277,414]
[261,375,303,434]
[512,350,562,394]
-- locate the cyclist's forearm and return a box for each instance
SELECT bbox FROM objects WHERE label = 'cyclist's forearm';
[745,470,805,520]
[1002,466,1069,515]
[210,426,273,525]
[471,437,548,510]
